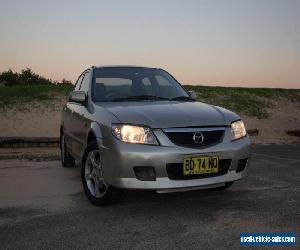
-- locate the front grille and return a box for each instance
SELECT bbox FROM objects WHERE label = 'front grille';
[166,159,231,180]
[164,129,224,148]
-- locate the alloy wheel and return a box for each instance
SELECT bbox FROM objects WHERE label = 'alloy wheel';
[84,149,107,198]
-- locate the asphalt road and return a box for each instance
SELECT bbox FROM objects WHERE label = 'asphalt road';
[0,144,299,249]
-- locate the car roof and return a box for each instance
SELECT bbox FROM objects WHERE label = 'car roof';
[91,65,158,70]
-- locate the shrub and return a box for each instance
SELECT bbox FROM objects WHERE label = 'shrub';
[0,68,72,86]
[0,69,21,85]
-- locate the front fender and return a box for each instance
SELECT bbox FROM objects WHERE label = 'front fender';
[85,122,104,150]
[90,121,102,138]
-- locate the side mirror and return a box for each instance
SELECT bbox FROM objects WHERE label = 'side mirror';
[188,90,198,100]
[69,91,87,104]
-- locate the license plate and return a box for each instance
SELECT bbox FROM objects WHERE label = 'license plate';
[183,155,219,175]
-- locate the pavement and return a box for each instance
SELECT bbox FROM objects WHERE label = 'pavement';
[0,144,299,249]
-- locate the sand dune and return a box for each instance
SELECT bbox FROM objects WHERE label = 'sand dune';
[0,100,299,144]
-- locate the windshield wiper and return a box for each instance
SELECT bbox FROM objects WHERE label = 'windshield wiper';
[170,96,195,102]
[112,95,170,102]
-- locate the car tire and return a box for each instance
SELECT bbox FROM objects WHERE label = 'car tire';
[211,182,234,191]
[81,141,120,206]
[60,133,76,168]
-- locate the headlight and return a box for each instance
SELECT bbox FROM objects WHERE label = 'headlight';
[112,124,159,145]
[231,120,247,140]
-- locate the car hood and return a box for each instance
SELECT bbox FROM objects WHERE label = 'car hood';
[98,101,239,128]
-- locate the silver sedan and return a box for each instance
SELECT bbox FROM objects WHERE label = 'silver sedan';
[60,66,250,206]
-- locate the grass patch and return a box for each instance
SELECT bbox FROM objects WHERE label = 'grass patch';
[184,85,300,118]
[0,84,299,119]
[0,84,73,109]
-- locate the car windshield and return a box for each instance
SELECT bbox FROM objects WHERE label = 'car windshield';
[92,67,191,102]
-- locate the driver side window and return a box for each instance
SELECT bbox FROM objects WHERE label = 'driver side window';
[74,74,84,91]
[79,71,91,93]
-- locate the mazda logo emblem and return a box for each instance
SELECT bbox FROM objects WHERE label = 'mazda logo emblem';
[193,132,204,144]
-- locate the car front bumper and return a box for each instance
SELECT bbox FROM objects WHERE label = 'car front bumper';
[98,128,251,192]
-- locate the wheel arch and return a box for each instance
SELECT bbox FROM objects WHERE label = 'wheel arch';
[86,122,103,146]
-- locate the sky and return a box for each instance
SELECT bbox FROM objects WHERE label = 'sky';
[0,0,299,88]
